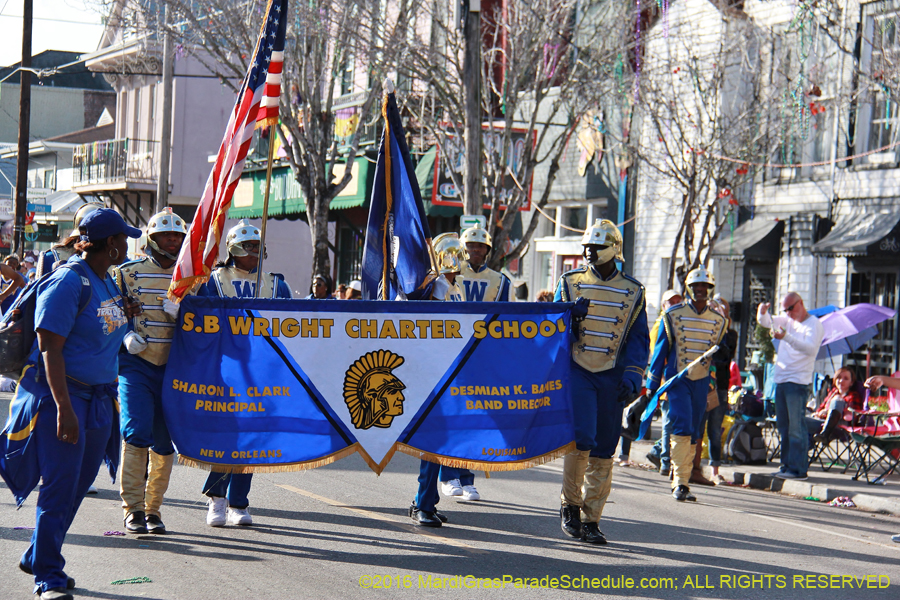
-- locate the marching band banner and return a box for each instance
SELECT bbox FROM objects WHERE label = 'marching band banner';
[163,297,575,474]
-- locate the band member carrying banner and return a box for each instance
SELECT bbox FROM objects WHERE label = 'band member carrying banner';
[554,219,649,545]
[198,220,292,527]
[434,223,513,503]
[458,222,511,303]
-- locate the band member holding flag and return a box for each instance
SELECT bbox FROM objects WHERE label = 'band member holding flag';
[410,234,464,527]
[645,266,726,502]
[114,208,188,534]
[199,220,292,527]
[554,219,649,545]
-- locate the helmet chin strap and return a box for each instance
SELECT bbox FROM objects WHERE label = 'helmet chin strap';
[148,237,178,261]
[588,246,618,265]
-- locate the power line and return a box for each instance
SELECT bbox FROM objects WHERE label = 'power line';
[0,14,102,26]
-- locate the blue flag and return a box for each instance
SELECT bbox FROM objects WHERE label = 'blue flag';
[361,86,436,300]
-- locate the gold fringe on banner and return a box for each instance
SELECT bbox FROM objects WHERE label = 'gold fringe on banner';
[395,442,576,472]
[177,444,361,474]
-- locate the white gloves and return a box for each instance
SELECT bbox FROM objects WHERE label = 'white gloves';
[124,331,149,354]
[163,298,180,319]
[431,275,451,301]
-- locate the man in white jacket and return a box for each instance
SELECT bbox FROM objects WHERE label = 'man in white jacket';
[757,292,825,480]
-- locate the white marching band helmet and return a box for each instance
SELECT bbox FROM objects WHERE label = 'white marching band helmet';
[685,265,715,288]
[684,265,715,300]
[580,218,624,261]
[72,202,104,236]
[147,207,188,236]
[460,222,492,250]
[144,207,188,260]
[226,219,262,258]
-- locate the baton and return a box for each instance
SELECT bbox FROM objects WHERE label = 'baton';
[638,345,719,440]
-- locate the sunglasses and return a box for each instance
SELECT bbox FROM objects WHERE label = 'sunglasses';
[783,301,798,313]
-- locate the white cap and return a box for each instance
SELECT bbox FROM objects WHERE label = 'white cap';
[661,289,680,305]
[349,280,362,292]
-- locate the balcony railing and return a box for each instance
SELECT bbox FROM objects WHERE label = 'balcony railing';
[72,138,160,187]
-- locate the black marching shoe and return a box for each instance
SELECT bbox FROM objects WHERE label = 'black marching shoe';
[145,514,167,534]
[580,522,608,545]
[672,485,697,502]
[39,588,74,600]
[560,504,582,538]
[433,509,449,523]
[125,510,148,534]
[408,502,442,528]
[19,562,75,590]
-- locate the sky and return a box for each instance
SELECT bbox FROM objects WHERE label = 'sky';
[0,0,106,68]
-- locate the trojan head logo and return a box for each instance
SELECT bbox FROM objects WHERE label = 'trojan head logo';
[343,350,407,430]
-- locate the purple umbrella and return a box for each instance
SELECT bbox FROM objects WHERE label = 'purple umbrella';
[817,303,897,360]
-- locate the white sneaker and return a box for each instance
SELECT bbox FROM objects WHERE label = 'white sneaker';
[461,485,481,501]
[441,479,463,497]
[227,506,253,526]
[206,497,227,527]
[86,485,98,495]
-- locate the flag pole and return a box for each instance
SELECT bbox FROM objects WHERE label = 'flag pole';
[255,129,277,297]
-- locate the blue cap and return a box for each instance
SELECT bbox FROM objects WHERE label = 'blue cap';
[79,208,142,242]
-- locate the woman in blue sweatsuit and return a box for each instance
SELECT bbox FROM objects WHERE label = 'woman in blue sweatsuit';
[0,209,141,600]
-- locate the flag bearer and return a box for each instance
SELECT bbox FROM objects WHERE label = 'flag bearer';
[198,219,291,527]
[410,233,465,527]
[645,266,726,502]
[114,207,188,534]
[555,219,649,544]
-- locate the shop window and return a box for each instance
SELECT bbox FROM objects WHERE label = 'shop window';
[337,224,364,286]
[847,269,898,375]
[560,206,587,237]
[537,251,553,295]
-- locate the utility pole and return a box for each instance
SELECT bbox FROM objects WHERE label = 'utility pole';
[462,1,482,217]
[13,0,33,256]
[156,4,175,212]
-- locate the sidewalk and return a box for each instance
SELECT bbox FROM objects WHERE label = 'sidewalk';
[628,432,900,517]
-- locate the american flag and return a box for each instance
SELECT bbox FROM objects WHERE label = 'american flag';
[168,0,288,300]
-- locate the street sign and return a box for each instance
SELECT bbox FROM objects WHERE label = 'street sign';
[26,203,51,213]
[460,214,486,231]
[26,188,52,200]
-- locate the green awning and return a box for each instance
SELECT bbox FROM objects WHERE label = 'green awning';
[415,146,462,218]
[229,157,372,219]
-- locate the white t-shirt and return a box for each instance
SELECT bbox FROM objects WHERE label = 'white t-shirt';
[759,311,825,385]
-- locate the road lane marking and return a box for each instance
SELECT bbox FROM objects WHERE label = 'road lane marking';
[275,484,486,553]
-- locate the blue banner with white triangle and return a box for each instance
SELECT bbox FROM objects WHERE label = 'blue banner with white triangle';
[163,297,574,474]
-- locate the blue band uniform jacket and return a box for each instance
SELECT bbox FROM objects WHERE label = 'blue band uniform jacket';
[646,301,727,390]
[556,265,648,381]
[459,262,511,302]
[114,256,178,366]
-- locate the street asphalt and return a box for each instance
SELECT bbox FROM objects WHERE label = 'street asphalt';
[2,447,900,599]
[2,390,900,599]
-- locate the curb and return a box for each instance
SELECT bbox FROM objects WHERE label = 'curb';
[709,465,900,517]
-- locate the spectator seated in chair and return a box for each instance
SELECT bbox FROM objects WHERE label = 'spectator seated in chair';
[806,367,863,444]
